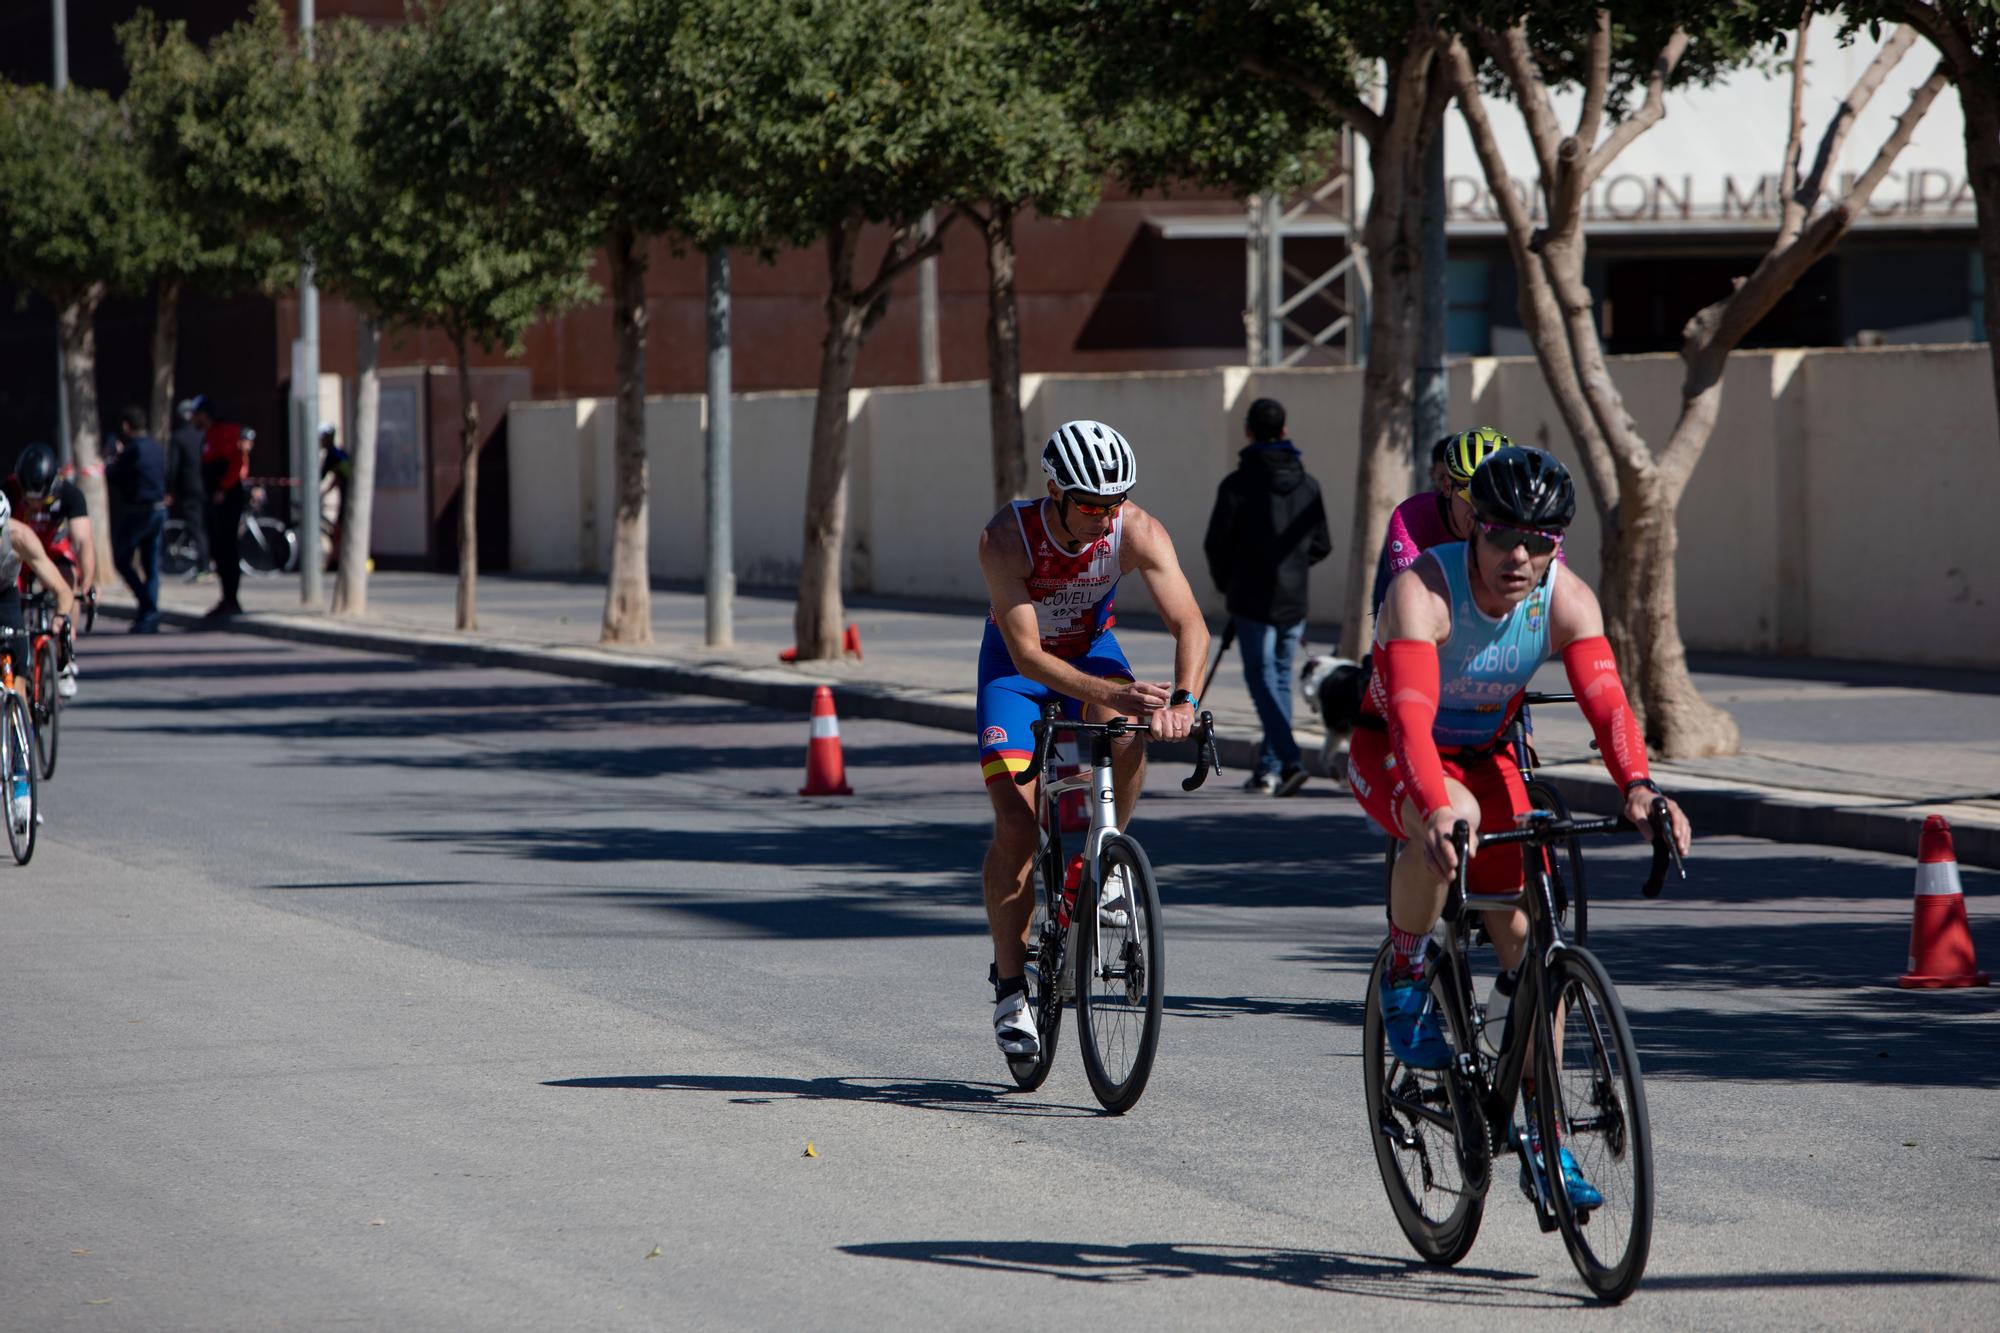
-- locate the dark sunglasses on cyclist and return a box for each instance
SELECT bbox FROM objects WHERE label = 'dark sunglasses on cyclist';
[1478,519,1562,556]
[1067,493,1127,517]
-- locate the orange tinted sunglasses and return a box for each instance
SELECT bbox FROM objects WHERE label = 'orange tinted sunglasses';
[1068,494,1127,517]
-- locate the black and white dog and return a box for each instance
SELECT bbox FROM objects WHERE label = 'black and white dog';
[1298,653,1367,784]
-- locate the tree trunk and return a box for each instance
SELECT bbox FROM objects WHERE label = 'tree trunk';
[454,333,479,632]
[334,312,379,617]
[600,224,654,645]
[794,223,869,661]
[1594,462,1740,758]
[57,284,113,578]
[150,275,180,441]
[1337,109,1435,657]
[981,202,1028,508]
[1960,75,2000,430]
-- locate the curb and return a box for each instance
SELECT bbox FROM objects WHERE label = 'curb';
[105,601,2000,870]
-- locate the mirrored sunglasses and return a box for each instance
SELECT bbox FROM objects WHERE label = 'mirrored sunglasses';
[1067,493,1128,517]
[1478,519,1561,556]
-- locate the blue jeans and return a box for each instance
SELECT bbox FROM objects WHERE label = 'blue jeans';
[1235,616,1304,778]
[114,506,166,630]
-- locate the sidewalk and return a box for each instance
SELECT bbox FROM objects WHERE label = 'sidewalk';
[100,568,2000,867]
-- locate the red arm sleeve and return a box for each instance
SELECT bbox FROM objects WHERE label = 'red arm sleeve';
[1561,636,1651,789]
[1378,639,1452,821]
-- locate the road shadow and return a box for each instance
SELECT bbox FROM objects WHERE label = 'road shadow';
[838,1239,1577,1307]
[542,1073,1099,1118]
[1166,993,1366,1026]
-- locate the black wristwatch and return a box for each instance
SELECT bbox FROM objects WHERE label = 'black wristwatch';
[1169,688,1198,709]
[1623,777,1663,797]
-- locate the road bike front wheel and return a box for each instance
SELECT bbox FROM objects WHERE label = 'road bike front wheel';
[4,694,37,865]
[1526,780,1587,942]
[1363,943,1487,1266]
[1535,946,1653,1303]
[32,636,59,780]
[1075,834,1163,1113]
[1006,845,1065,1093]
[239,516,297,575]
[160,519,197,576]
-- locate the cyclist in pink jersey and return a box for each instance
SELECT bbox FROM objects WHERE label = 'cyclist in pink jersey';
[975,419,1208,1060]
[1372,427,1567,613]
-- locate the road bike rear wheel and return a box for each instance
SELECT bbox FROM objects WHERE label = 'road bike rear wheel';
[4,694,37,865]
[1526,780,1586,942]
[32,636,59,780]
[1363,943,1487,1266]
[1006,847,1064,1093]
[1535,946,1653,1302]
[1075,835,1163,1113]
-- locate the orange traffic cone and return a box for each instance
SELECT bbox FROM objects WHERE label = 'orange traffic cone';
[1899,816,1988,988]
[779,625,862,664]
[799,686,854,796]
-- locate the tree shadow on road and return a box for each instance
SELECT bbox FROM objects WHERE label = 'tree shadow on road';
[542,1072,1099,1117]
[837,1239,1578,1307]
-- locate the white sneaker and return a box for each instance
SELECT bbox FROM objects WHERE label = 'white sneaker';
[1098,865,1131,930]
[993,988,1040,1058]
[56,663,77,699]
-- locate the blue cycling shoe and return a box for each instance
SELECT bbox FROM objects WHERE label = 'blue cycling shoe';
[1524,1106,1605,1211]
[1553,1145,1604,1210]
[1378,968,1452,1069]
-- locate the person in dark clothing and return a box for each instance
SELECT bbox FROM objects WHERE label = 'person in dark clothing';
[167,399,209,578]
[193,395,249,619]
[1203,397,1333,796]
[106,404,168,633]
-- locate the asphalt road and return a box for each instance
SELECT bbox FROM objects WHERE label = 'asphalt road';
[5,632,1997,1330]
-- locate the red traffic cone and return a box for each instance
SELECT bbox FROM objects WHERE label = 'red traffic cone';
[799,686,854,796]
[843,623,863,660]
[1899,816,1988,988]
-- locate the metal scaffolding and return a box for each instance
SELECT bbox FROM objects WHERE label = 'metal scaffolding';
[1245,126,1369,369]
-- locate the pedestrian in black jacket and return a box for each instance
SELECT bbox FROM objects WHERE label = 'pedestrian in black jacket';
[1203,397,1333,795]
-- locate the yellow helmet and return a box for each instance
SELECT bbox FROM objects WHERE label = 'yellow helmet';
[1443,426,1511,486]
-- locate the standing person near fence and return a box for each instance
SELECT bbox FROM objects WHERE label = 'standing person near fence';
[106,405,168,635]
[1202,397,1332,797]
[193,396,250,622]
[167,399,209,582]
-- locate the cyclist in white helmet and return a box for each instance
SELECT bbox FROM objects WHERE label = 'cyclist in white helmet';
[975,419,1209,1061]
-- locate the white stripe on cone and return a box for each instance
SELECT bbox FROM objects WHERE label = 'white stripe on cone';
[1914,860,1963,897]
[811,715,840,740]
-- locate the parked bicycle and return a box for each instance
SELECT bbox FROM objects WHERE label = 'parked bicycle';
[1007,700,1220,1113]
[0,627,41,864]
[1363,798,1683,1302]
[161,485,299,578]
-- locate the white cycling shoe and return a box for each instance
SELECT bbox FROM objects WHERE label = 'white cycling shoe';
[1097,865,1131,930]
[56,663,77,699]
[993,988,1040,1058]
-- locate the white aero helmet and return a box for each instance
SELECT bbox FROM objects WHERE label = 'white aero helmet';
[1041,419,1137,497]
[0,487,10,528]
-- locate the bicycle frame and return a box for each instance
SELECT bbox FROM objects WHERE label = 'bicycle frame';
[1384,802,1679,1215]
[1017,699,1219,990]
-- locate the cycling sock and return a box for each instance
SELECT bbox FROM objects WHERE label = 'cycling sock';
[990,968,1026,1002]
[1388,926,1428,979]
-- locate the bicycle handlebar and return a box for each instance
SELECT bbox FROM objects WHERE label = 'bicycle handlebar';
[1013,701,1220,793]
[1447,796,1684,916]
[1520,691,1575,705]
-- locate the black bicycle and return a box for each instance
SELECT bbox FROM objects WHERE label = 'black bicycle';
[1377,690,1588,943]
[1363,799,1683,1302]
[24,592,63,780]
[1008,701,1219,1113]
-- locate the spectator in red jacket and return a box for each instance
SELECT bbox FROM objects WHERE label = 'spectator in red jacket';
[192,396,250,619]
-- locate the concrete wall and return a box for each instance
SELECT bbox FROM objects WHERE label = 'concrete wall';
[508,343,2000,668]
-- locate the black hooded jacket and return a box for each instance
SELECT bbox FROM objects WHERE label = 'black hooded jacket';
[1203,440,1333,624]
